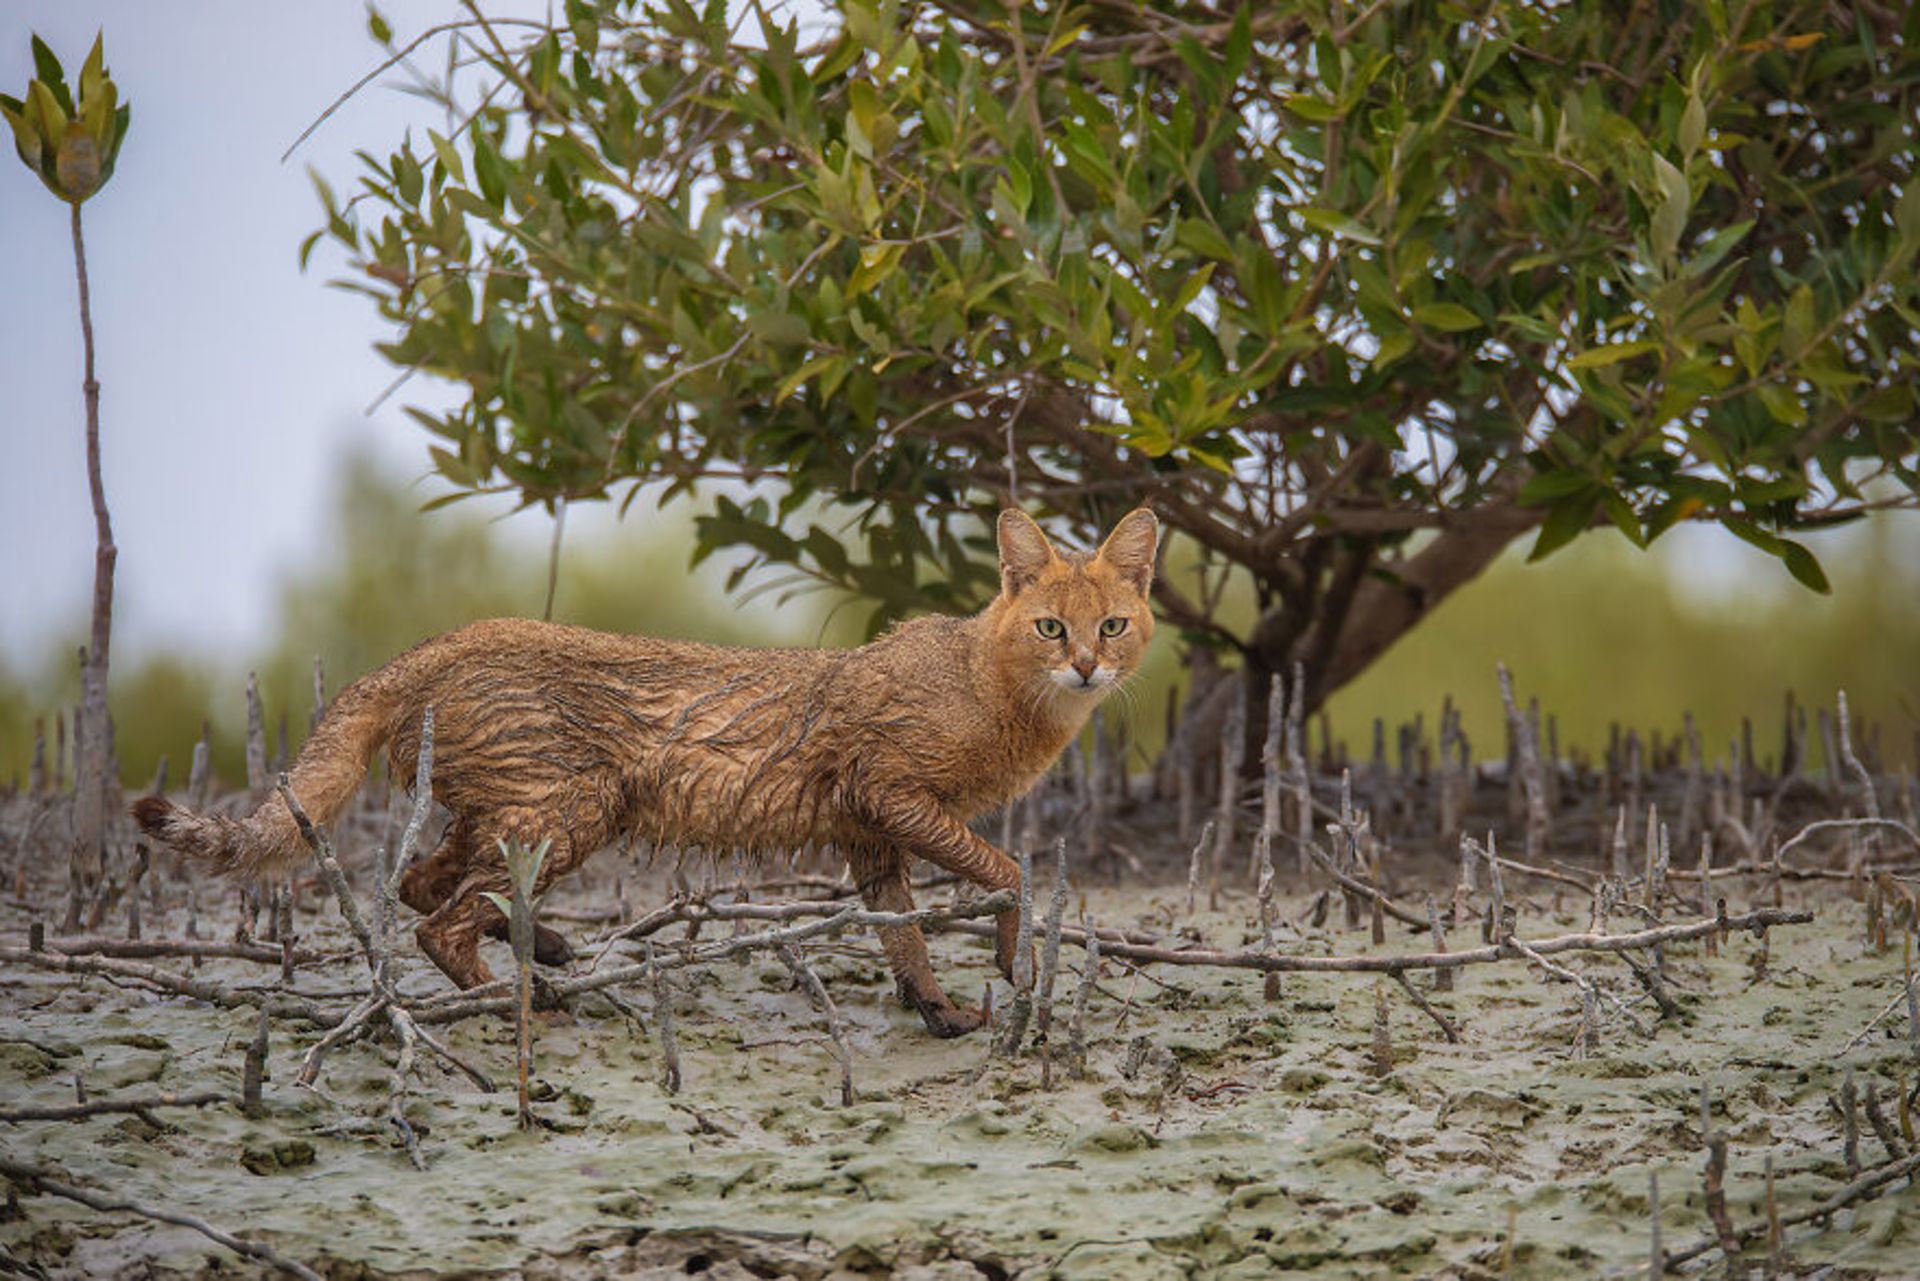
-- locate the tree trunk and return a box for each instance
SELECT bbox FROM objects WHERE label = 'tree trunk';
[65,201,116,931]
[1223,508,1542,777]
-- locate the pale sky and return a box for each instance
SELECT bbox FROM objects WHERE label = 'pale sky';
[0,2,552,667]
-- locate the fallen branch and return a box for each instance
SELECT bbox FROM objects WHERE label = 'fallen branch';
[0,1090,228,1124]
[0,945,338,1027]
[0,1155,322,1280]
[1503,931,1649,1039]
[1005,906,1812,976]
[43,935,340,966]
[1391,971,1461,1043]
[413,896,1810,1032]
[417,890,1019,1020]
[1665,1148,1920,1269]
[1775,817,1918,866]
[1299,837,1427,930]
[582,884,1150,960]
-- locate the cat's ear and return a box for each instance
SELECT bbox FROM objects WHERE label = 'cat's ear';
[997,508,1058,596]
[1096,506,1159,596]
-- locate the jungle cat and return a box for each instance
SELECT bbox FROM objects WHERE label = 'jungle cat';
[133,507,1158,1037]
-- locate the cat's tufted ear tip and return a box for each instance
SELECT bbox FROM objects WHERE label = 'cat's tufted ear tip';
[997,508,1057,595]
[1097,506,1159,594]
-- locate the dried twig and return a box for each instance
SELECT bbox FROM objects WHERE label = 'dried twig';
[1035,840,1070,1068]
[1302,835,1427,929]
[1498,664,1550,859]
[1862,1079,1908,1160]
[995,845,1037,1056]
[242,1009,269,1119]
[1210,685,1245,911]
[647,939,682,1095]
[780,942,854,1106]
[1700,1089,1743,1277]
[1068,923,1100,1078]
[960,906,1812,978]
[0,1155,323,1280]
[1836,691,1882,839]
[1185,819,1213,920]
[1391,970,1460,1043]
[1774,817,1918,866]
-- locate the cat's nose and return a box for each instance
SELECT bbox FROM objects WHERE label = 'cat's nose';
[1071,657,1097,681]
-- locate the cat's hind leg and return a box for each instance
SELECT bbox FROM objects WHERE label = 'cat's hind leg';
[401,817,574,966]
[398,818,474,915]
[851,844,987,1038]
[414,815,576,988]
[485,819,606,966]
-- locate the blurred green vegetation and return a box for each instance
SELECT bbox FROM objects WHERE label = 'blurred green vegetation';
[1117,512,1919,775]
[1325,513,1918,774]
[1,453,1914,790]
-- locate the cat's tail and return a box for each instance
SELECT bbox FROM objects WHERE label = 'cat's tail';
[132,671,411,880]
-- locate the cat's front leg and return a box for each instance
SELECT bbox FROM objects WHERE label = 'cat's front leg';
[849,844,988,1037]
[848,788,1026,987]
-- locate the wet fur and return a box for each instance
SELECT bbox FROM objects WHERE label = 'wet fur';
[133,508,1157,1036]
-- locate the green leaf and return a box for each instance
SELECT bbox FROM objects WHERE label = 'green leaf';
[1754,382,1806,426]
[1686,220,1752,275]
[747,307,810,346]
[1045,24,1087,57]
[1598,490,1645,546]
[1281,92,1343,122]
[1499,312,1561,344]
[28,79,67,141]
[1779,542,1830,594]
[428,129,464,184]
[0,94,39,165]
[1527,491,1598,562]
[1781,283,1814,355]
[1517,469,1595,505]
[1372,330,1413,369]
[1726,519,1829,594]
[774,353,841,403]
[1174,217,1235,262]
[1721,518,1781,556]
[1296,207,1380,246]
[29,35,68,112]
[79,33,105,106]
[471,131,507,207]
[1565,340,1661,370]
[1649,153,1689,263]
[1169,263,1216,318]
[1411,302,1482,333]
[1897,179,1920,249]
[1678,91,1706,157]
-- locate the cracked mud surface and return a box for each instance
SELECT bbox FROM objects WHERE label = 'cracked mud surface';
[3,856,1917,1279]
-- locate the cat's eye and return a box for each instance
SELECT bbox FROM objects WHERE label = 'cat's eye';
[1034,618,1065,640]
[1099,617,1129,638]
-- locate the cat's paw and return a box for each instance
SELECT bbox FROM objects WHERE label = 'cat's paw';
[921,1003,989,1038]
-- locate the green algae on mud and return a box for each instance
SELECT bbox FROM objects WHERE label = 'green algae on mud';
[3,873,1917,1279]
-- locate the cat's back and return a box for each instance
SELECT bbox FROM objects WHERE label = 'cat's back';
[409,616,841,685]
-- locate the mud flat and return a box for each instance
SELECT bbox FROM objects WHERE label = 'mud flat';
[3,854,1917,1280]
